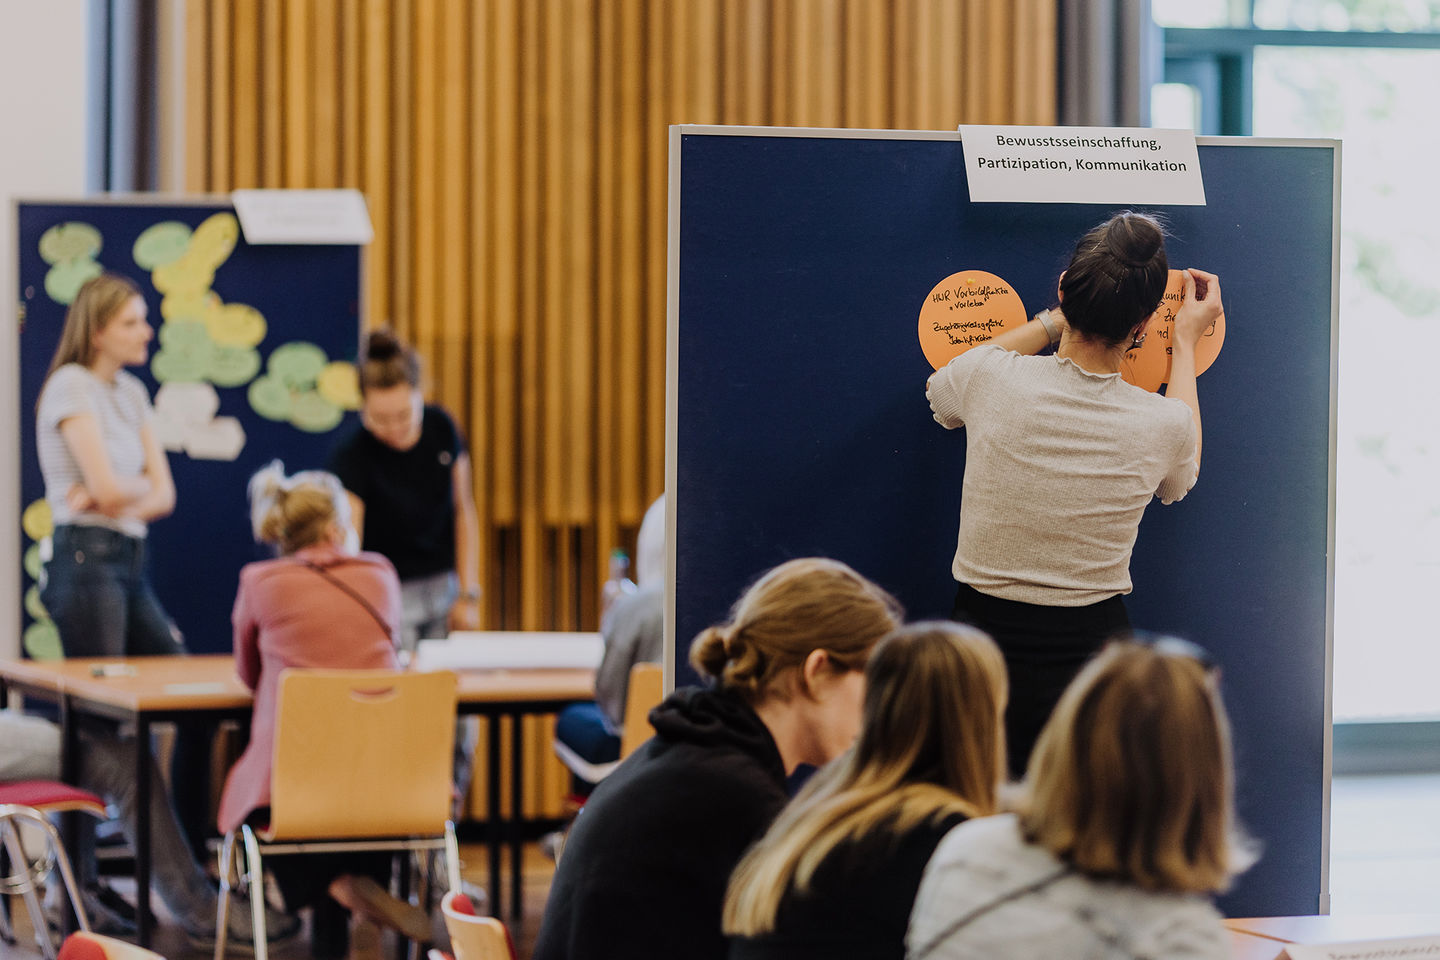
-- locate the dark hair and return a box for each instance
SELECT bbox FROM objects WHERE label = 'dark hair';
[358,328,421,393]
[1058,212,1169,347]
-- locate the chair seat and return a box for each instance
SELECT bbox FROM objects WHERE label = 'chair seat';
[0,781,107,818]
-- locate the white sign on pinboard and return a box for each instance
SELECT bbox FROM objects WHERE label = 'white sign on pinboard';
[231,188,374,244]
[1283,935,1440,959]
[958,124,1206,206]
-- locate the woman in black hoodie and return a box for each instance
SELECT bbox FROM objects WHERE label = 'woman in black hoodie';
[534,557,903,960]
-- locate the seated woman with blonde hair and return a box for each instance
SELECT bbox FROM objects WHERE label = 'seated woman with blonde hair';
[724,621,1007,960]
[217,462,428,959]
[907,638,1252,960]
[533,557,904,960]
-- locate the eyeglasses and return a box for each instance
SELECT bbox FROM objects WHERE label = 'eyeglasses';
[1112,630,1218,674]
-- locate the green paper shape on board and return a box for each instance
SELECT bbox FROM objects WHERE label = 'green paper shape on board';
[268,342,328,389]
[152,347,211,384]
[133,221,193,270]
[248,375,293,421]
[44,259,103,305]
[23,620,63,661]
[207,345,263,387]
[24,585,47,621]
[159,320,213,351]
[39,221,103,264]
[290,391,344,433]
[24,544,42,580]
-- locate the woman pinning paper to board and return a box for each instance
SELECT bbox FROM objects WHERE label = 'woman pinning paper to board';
[925,211,1224,776]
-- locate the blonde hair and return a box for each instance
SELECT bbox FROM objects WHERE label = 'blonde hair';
[46,273,143,377]
[687,557,902,704]
[724,622,1007,935]
[248,460,350,555]
[1020,640,1248,894]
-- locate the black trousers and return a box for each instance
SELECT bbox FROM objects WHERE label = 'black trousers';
[951,582,1130,779]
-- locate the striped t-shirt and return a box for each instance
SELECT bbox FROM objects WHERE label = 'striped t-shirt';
[36,363,154,538]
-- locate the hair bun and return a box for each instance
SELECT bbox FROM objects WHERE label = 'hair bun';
[362,328,403,363]
[1104,214,1164,268]
[689,626,732,680]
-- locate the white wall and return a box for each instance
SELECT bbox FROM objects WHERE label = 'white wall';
[0,2,91,658]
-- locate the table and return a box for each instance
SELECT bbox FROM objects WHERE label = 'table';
[0,654,594,945]
[1226,915,1440,959]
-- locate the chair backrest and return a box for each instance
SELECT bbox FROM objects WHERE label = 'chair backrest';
[267,669,457,841]
[441,891,514,960]
[618,662,663,758]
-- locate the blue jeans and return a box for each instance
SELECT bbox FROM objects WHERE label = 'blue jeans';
[40,525,184,658]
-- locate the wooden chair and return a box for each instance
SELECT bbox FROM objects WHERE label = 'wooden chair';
[551,662,663,784]
[439,890,513,960]
[214,669,461,960]
[0,785,108,960]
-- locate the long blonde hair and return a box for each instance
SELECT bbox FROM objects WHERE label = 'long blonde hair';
[1021,639,1250,894]
[46,273,143,377]
[688,557,902,705]
[723,622,1008,935]
[248,460,351,555]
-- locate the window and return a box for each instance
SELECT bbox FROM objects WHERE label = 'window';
[1155,2,1440,722]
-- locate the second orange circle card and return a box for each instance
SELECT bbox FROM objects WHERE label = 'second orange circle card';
[1119,269,1226,393]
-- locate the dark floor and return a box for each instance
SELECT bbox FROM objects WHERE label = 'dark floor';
[3,840,555,960]
[7,774,1440,958]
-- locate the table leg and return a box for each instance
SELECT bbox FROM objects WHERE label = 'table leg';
[509,711,523,921]
[59,697,80,937]
[486,711,501,918]
[134,717,152,948]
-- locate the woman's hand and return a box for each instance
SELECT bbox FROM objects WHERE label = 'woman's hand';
[66,483,96,513]
[448,597,482,631]
[1172,269,1222,352]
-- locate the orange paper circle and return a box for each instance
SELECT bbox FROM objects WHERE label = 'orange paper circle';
[918,270,1028,371]
[1119,270,1226,393]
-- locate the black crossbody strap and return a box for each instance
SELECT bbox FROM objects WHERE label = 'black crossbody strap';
[298,559,396,644]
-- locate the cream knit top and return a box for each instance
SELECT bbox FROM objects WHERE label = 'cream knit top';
[926,344,1197,606]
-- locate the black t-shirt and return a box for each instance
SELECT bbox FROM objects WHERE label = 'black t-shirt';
[728,811,967,960]
[328,405,464,581]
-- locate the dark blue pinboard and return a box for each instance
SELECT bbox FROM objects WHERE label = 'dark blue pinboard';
[17,199,362,657]
[669,128,1336,917]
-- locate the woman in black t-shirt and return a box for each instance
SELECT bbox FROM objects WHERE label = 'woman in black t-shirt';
[329,329,482,650]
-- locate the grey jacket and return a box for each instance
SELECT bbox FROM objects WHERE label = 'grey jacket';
[906,815,1229,960]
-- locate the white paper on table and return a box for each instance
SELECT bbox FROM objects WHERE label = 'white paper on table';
[414,631,604,671]
[1284,935,1440,959]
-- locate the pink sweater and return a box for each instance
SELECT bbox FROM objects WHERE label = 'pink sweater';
[217,544,401,834]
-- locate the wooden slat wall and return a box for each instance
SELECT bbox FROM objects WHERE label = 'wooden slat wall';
[183,0,1055,619]
[183,0,1054,821]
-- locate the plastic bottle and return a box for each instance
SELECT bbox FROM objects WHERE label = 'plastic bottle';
[601,548,638,618]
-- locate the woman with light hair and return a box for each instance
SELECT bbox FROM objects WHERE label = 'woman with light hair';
[906,639,1251,960]
[724,622,1007,960]
[37,272,179,657]
[534,557,904,960]
[219,462,427,959]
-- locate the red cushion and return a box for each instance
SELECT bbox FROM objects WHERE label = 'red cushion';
[450,893,477,916]
[0,780,107,817]
[57,933,110,960]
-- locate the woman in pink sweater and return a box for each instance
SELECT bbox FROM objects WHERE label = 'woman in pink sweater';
[218,461,427,958]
